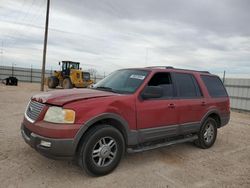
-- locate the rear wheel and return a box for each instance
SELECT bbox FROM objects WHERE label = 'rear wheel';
[195,117,217,149]
[48,76,59,88]
[62,78,73,89]
[78,125,125,176]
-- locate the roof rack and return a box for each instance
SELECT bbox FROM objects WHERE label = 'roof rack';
[145,66,210,74]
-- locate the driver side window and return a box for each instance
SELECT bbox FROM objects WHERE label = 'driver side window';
[148,72,174,98]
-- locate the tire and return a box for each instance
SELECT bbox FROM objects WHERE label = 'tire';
[59,79,63,88]
[62,78,73,89]
[78,125,125,176]
[48,76,59,88]
[195,117,217,149]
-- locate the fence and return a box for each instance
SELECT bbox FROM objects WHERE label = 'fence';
[224,78,250,112]
[0,65,53,83]
[0,65,104,84]
[0,65,249,111]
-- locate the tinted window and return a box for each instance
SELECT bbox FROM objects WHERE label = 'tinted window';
[174,73,201,98]
[148,72,174,98]
[201,75,228,97]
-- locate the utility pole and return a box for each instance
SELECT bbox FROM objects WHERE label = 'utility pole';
[41,0,50,91]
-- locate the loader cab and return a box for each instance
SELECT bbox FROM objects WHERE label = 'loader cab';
[60,61,80,76]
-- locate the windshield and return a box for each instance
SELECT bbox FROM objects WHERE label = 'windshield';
[93,69,148,94]
[70,63,79,69]
[62,62,79,70]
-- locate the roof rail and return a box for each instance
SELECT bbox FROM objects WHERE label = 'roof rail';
[145,66,174,69]
[173,68,210,74]
[144,66,210,74]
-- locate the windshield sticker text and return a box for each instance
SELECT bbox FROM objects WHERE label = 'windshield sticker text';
[130,75,145,80]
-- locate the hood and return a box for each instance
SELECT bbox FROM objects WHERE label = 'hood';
[31,88,118,106]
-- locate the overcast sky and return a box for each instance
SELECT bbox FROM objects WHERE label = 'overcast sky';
[0,0,250,77]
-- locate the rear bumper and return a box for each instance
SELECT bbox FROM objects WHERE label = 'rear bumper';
[220,115,230,127]
[21,123,75,160]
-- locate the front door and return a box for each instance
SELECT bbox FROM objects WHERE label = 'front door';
[136,72,179,143]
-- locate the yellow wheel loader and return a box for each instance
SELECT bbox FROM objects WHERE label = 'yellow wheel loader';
[47,61,93,89]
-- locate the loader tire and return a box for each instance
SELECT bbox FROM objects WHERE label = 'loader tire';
[48,76,59,88]
[63,78,73,89]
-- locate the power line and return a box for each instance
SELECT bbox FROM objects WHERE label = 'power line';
[3,0,46,49]
[2,0,36,40]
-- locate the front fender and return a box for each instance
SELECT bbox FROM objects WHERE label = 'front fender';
[72,113,139,153]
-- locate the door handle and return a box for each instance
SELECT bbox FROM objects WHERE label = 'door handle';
[201,101,206,106]
[168,103,175,109]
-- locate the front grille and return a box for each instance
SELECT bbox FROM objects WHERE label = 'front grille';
[25,100,45,122]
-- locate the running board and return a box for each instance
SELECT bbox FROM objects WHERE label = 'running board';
[127,135,198,153]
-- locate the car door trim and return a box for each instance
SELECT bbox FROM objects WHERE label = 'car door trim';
[138,121,201,143]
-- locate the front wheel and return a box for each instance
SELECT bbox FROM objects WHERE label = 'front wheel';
[195,117,217,149]
[78,125,125,176]
[62,78,73,89]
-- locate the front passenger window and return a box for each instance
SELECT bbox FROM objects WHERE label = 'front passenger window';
[148,72,174,98]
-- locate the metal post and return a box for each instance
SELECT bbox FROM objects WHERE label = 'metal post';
[222,70,226,84]
[12,63,14,77]
[31,65,33,83]
[0,41,3,67]
[40,0,50,91]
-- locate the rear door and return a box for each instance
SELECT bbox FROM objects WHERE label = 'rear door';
[172,72,206,134]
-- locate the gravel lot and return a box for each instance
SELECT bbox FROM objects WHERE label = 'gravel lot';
[0,82,250,188]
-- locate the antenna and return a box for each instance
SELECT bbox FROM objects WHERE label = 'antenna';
[145,48,149,66]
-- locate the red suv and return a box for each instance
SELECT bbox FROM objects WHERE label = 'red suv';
[21,66,230,176]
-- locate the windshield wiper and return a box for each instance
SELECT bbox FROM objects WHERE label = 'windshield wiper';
[94,86,119,93]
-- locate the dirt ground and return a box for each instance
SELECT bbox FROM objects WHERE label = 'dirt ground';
[0,82,250,188]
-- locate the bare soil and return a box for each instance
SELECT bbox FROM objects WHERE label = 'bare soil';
[0,82,250,188]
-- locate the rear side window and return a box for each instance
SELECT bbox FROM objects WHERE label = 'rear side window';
[174,73,202,98]
[201,75,228,97]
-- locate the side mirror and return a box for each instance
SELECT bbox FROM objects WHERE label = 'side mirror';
[58,62,61,66]
[141,86,163,99]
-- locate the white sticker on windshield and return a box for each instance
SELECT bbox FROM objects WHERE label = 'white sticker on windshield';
[130,74,145,80]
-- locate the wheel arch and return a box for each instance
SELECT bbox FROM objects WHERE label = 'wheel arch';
[201,110,221,128]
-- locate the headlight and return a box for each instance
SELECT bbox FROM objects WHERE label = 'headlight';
[44,106,75,124]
